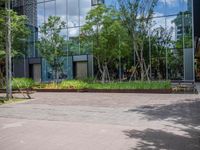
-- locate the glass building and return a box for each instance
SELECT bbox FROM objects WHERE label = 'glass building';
[11,0,196,82]
[12,0,105,82]
[148,0,194,81]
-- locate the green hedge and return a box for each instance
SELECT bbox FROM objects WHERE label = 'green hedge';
[86,81,171,90]
[60,80,88,90]
[36,80,171,90]
[12,78,35,89]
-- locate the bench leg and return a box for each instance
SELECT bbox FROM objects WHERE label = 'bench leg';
[27,93,31,99]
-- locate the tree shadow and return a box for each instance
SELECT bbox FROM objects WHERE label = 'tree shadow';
[124,128,200,150]
[126,98,200,127]
[124,99,200,149]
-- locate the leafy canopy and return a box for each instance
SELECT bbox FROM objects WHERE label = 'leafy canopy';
[37,16,67,80]
[81,5,130,69]
[0,6,30,60]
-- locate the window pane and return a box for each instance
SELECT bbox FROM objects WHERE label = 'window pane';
[37,3,44,27]
[80,0,91,26]
[68,28,80,55]
[56,0,67,23]
[45,1,55,21]
[68,0,79,27]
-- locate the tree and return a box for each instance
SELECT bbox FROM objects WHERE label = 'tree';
[0,6,30,61]
[150,26,174,79]
[0,0,30,99]
[81,5,130,82]
[38,16,67,82]
[118,0,158,81]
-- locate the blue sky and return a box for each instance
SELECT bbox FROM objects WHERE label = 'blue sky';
[104,0,189,16]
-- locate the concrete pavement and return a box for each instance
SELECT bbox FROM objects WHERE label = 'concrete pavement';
[0,92,200,150]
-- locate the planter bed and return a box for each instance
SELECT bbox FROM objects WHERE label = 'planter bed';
[0,89,35,99]
[35,88,172,94]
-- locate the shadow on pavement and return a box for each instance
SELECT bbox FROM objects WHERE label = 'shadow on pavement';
[124,128,200,150]
[126,99,200,126]
[124,99,200,150]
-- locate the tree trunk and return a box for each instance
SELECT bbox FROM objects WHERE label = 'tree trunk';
[55,61,59,84]
[133,38,150,81]
[101,63,110,83]
[101,66,106,83]
[5,0,12,99]
[56,68,59,83]
[105,64,110,82]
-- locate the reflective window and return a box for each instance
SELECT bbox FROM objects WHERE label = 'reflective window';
[68,0,79,27]
[80,0,91,26]
[92,0,104,6]
[68,28,80,54]
[45,1,56,21]
[14,0,194,81]
[56,0,67,23]
[37,3,44,27]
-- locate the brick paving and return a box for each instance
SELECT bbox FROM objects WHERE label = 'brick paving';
[0,92,200,150]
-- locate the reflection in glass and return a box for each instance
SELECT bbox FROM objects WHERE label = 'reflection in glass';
[68,28,80,55]
[34,0,194,81]
[37,3,44,27]
[56,0,66,22]
[68,0,79,27]
[45,1,55,21]
[80,0,91,26]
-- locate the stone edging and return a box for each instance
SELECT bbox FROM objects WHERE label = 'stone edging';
[34,89,172,94]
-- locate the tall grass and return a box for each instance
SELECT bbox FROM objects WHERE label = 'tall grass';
[86,81,171,90]
[36,80,171,90]
[12,78,35,89]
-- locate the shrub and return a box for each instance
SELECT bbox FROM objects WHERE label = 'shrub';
[12,78,35,89]
[60,80,88,89]
[87,81,171,89]
[35,80,171,90]
[81,77,96,83]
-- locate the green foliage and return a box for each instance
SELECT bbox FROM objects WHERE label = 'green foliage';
[81,5,130,82]
[117,0,158,81]
[36,80,171,90]
[0,8,30,60]
[150,27,174,79]
[60,80,88,90]
[38,80,88,90]
[86,81,171,90]
[12,78,35,89]
[173,11,193,49]
[38,16,67,82]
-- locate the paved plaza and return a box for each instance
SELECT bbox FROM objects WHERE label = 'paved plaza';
[0,92,200,150]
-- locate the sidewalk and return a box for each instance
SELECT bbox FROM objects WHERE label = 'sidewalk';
[0,92,200,150]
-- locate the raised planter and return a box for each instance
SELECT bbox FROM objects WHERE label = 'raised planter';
[35,88,172,94]
[0,88,35,99]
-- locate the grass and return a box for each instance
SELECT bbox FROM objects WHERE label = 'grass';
[35,80,87,90]
[1,78,35,89]
[35,80,171,90]
[1,77,172,90]
[0,97,26,105]
[12,78,35,89]
[86,81,171,90]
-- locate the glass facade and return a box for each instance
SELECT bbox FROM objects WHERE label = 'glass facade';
[148,0,194,80]
[36,0,94,81]
[11,0,194,81]
[12,0,38,58]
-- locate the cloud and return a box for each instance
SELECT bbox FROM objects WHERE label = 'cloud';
[159,0,178,6]
[159,0,188,7]
[55,0,91,26]
[37,0,92,36]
